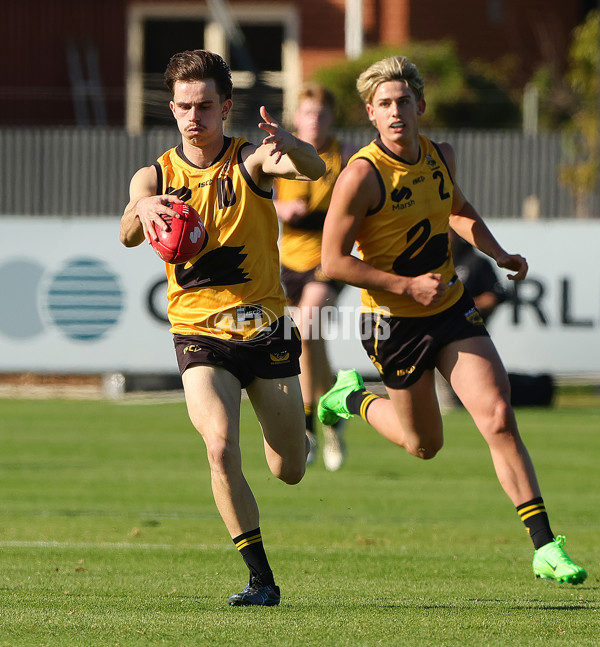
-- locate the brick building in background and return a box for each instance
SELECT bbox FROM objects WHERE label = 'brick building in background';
[1,0,594,129]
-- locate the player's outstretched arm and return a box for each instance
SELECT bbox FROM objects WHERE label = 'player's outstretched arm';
[120,166,184,247]
[253,106,326,181]
[451,208,527,281]
[493,251,528,281]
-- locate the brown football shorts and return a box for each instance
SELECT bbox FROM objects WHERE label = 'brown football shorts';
[174,316,302,388]
[280,264,344,307]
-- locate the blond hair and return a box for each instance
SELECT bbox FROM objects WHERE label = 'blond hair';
[356,56,425,105]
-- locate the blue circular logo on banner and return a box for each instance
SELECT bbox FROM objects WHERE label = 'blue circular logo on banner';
[44,258,124,341]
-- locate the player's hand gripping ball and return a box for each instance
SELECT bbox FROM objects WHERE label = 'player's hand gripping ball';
[151,202,207,264]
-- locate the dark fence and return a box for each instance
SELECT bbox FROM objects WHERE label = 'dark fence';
[0,127,597,218]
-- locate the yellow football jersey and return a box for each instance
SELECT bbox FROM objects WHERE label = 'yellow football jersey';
[352,135,464,317]
[155,137,287,340]
[276,138,343,272]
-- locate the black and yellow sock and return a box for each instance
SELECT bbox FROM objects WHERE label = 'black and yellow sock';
[232,527,275,586]
[346,389,380,421]
[516,497,554,550]
[304,404,314,435]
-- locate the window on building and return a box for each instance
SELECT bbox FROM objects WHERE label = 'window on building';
[229,23,285,126]
[126,4,298,134]
[143,19,206,126]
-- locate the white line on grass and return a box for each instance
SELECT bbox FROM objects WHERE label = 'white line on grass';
[0,540,227,551]
[0,540,343,554]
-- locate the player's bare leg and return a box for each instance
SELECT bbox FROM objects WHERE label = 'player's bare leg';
[317,338,587,582]
[437,336,541,505]
[293,300,318,463]
[246,375,307,483]
[351,371,444,459]
[226,374,306,605]
[182,365,256,537]
[296,281,346,469]
[438,336,586,583]
[184,365,293,604]
[382,373,444,458]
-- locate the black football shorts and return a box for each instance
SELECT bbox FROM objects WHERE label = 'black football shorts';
[360,291,489,389]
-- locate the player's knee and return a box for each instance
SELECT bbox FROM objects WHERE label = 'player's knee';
[273,458,306,485]
[205,437,241,475]
[414,439,443,460]
[486,398,517,437]
[281,467,305,485]
[281,461,306,485]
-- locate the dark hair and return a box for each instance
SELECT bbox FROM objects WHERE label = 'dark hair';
[164,49,233,99]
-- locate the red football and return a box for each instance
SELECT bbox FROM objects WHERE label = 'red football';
[151,202,207,265]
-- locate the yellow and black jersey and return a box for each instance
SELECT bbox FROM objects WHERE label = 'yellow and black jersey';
[351,135,464,317]
[276,138,343,272]
[154,136,287,340]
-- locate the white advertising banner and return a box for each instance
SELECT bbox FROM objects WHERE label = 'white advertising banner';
[0,218,598,377]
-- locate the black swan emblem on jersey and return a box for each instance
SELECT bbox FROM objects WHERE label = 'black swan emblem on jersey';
[166,186,193,202]
[175,246,250,288]
[392,219,449,277]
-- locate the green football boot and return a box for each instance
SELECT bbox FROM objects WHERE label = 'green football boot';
[317,369,365,426]
[532,535,588,584]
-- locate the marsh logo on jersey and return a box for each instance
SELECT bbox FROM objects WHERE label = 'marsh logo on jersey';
[391,186,412,202]
[391,186,415,210]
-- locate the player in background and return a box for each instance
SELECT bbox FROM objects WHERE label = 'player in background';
[274,83,356,471]
[120,49,326,606]
[317,55,587,585]
[449,229,506,324]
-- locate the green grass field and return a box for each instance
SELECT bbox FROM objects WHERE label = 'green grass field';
[1,394,598,646]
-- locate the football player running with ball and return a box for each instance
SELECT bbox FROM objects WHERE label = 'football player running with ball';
[317,55,587,585]
[120,49,325,606]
